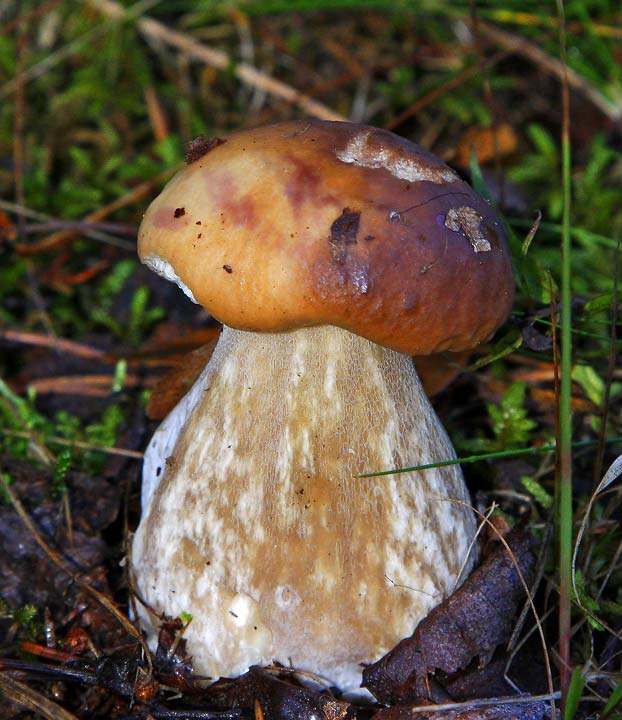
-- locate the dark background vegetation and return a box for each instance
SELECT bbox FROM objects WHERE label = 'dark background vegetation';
[0,1,620,718]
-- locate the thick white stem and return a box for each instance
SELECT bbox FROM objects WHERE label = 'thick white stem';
[132,325,476,691]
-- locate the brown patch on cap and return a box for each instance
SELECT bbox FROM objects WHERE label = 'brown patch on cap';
[185,135,226,164]
[224,195,256,228]
[329,208,360,264]
[285,157,323,209]
[203,170,257,228]
[151,206,188,230]
[173,207,186,218]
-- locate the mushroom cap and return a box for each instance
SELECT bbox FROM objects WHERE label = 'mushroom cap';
[138,120,514,355]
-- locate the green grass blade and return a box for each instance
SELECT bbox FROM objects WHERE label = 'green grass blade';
[564,667,586,720]
[357,437,622,478]
[601,682,622,720]
[556,0,574,707]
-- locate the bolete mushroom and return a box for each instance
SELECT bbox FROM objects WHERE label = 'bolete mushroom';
[131,120,514,692]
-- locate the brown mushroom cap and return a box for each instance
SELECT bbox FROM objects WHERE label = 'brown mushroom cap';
[138,120,514,355]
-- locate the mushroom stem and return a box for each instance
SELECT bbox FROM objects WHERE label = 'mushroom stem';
[132,324,476,691]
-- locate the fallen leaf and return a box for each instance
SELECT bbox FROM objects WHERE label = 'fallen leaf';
[0,210,16,242]
[413,350,471,397]
[452,124,518,168]
[371,698,550,719]
[146,338,219,420]
[154,617,195,682]
[521,325,554,353]
[362,529,536,704]
[204,666,352,720]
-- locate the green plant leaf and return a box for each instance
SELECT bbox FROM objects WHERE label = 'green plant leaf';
[601,682,622,719]
[572,364,605,407]
[564,666,586,720]
[520,475,553,509]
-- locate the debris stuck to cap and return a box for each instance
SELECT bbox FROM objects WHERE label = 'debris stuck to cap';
[336,127,459,184]
[185,134,226,164]
[444,206,492,253]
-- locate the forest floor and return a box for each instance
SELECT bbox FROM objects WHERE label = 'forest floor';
[0,2,621,718]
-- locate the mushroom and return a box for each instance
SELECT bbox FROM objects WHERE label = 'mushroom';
[131,120,514,693]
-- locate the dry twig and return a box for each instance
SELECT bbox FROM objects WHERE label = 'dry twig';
[15,168,176,255]
[479,20,621,122]
[1,329,108,360]
[0,672,79,720]
[1,430,143,459]
[86,0,346,122]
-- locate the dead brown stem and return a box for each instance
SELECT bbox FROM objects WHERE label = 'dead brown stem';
[0,672,79,720]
